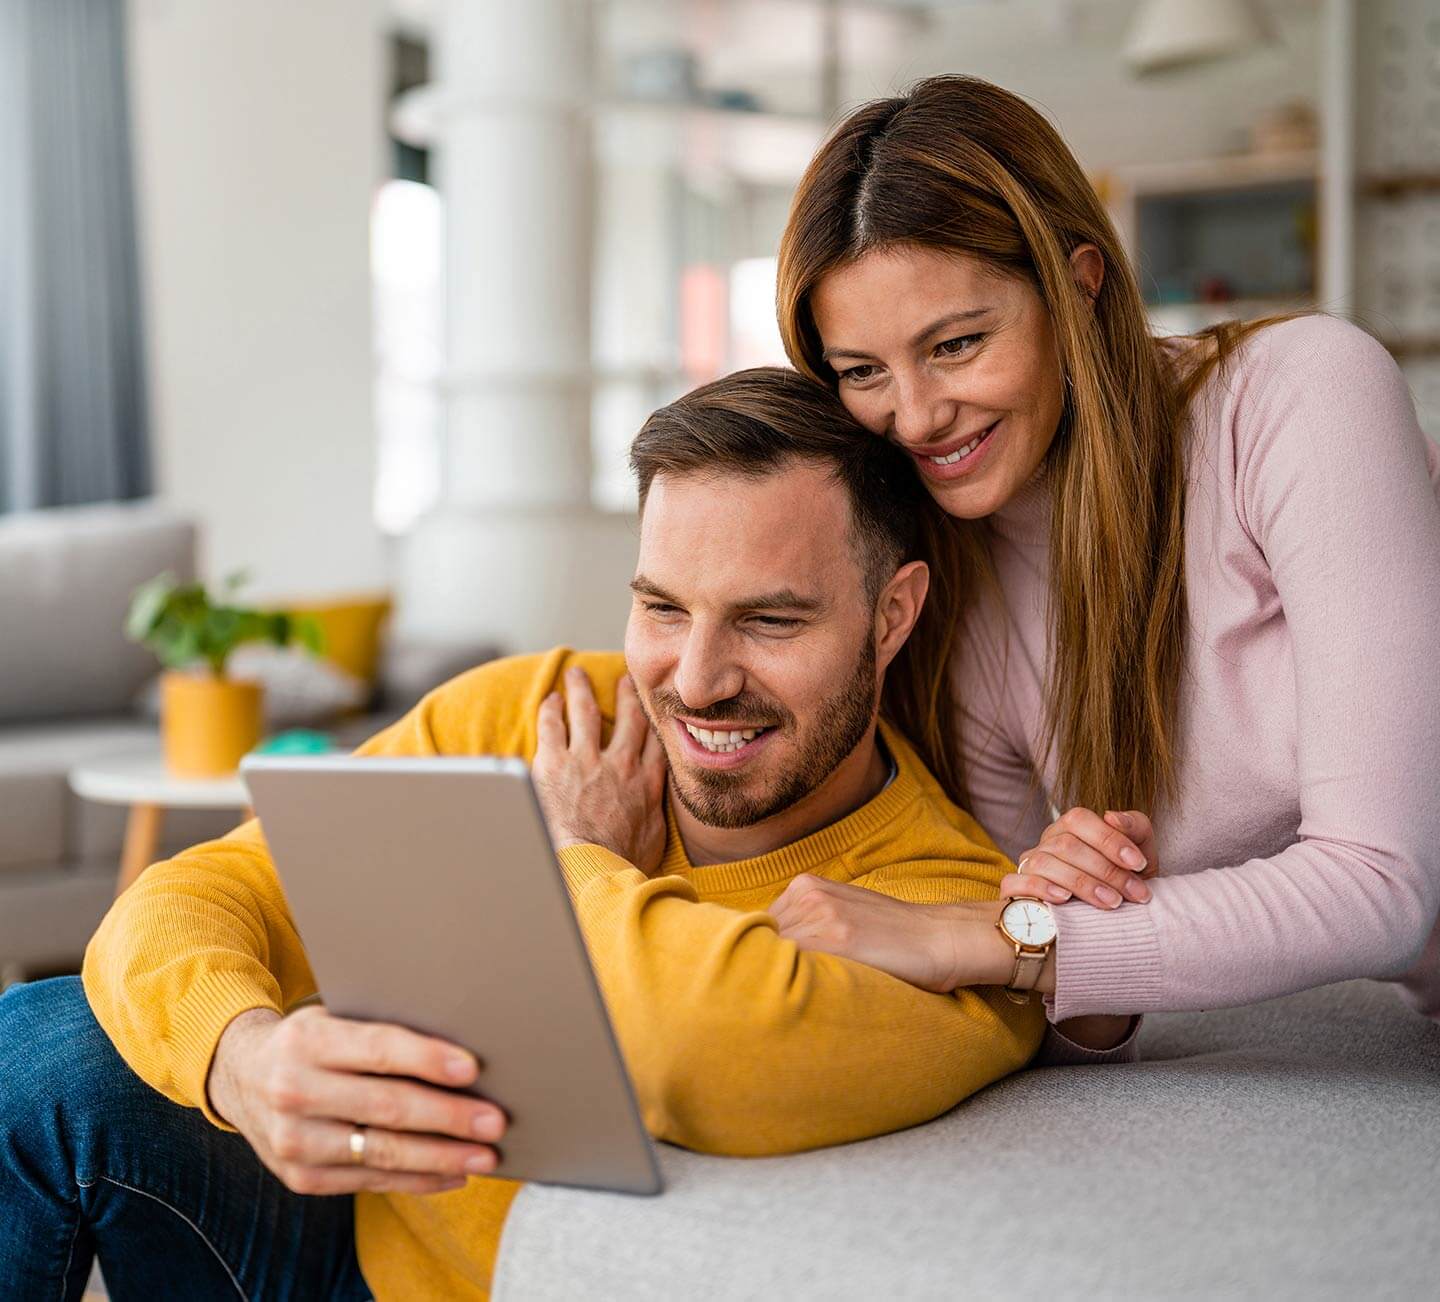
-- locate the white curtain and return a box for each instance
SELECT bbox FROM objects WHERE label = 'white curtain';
[0,0,150,513]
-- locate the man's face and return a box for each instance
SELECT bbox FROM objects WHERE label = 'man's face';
[624,462,881,829]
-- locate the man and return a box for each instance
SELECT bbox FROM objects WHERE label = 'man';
[0,368,1041,1300]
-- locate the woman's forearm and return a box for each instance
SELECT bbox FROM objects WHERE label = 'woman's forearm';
[944,904,1134,1050]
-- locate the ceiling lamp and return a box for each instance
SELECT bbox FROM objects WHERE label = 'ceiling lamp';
[1123,0,1275,75]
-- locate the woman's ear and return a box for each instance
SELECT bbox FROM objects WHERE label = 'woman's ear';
[874,560,930,672]
[1070,243,1105,304]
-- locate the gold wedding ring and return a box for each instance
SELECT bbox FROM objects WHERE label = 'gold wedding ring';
[349,1124,368,1166]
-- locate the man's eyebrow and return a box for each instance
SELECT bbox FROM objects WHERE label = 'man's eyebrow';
[630,575,678,602]
[630,576,826,614]
[740,588,826,614]
[821,308,995,362]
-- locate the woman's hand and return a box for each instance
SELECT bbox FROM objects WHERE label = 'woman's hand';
[532,667,669,877]
[1003,808,1159,910]
[768,876,1009,993]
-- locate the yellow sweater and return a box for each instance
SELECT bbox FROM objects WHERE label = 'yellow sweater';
[83,649,1042,1299]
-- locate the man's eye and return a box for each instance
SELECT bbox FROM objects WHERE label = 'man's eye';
[836,363,879,384]
[644,601,683,617]
[750,616,801,632]
[936,334,983,357]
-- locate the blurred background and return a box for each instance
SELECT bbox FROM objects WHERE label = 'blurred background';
[3,0,1436,657]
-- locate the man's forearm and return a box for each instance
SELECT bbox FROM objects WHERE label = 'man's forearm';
[208,1007,283,1126]
[559,846,1044,1155]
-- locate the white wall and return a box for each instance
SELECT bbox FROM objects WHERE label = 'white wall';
[861,0,1322,172]
[126,0,386,600]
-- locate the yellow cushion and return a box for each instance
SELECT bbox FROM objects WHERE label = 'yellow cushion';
[282,594,392,686]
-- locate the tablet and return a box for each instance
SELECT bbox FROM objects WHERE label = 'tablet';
[240,754,662,1197]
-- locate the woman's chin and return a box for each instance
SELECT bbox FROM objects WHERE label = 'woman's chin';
[928,468,1015,520]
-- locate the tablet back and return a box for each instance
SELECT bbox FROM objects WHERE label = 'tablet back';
[241,754,662,1196]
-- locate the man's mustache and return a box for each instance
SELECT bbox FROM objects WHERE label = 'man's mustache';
[644,689,792,730]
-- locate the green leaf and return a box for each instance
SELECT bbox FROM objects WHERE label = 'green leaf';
[125,574,175,642]
[293,616,325,655]
[120,568,329,677]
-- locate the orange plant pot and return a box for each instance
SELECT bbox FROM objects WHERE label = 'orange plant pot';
[161,671,264,777]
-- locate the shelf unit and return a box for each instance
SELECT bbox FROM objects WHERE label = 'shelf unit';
[1104,151,1320,336]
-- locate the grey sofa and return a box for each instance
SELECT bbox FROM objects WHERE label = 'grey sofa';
[0,500,490,981]
[0,502,236,978]
[494,979,1439,1300]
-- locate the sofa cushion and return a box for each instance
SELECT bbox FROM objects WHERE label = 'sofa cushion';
[493,981,1438,1300]
[0,719,158,869]
[0,501,195,723]
[0,862,118,973]
[0,718,237,871]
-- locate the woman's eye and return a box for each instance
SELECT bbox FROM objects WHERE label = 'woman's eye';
[836,363,879,384]
[936,334,983,358]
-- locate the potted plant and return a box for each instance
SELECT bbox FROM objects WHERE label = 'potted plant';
[126,572,323,777]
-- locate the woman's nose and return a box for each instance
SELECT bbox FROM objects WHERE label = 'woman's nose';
[891,376,957,448]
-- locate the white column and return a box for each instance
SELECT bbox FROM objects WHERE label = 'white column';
[398,0,637,653]
[1319,0,1356,311]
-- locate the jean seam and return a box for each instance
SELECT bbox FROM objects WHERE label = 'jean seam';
[80,1175,248,1299]
[57,1197,84,1302]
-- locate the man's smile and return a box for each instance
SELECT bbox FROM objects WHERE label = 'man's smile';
[672,718,778,768]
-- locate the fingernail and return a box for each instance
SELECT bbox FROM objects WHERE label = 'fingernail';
[465,1154,495,1175]
[1096,885,1123,908]
[472,1110,499,1138]
[1045,886,1070,904]
[447,1053,476,1082]
[1124,878,1151,903]
[1120,846,1145,870]
[1110,811,1132,830]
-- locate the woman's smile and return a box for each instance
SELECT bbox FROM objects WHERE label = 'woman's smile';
[908,419,1001,482]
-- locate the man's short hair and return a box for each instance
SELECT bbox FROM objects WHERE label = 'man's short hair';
[629,367,926,601]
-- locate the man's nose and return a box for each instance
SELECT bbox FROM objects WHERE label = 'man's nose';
[891,373,957,448]
[673,626,745,711]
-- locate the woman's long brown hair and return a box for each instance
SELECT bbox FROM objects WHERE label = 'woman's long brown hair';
[778,75,1266,815]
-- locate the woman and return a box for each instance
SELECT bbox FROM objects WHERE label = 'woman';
[765,74,1440,1050]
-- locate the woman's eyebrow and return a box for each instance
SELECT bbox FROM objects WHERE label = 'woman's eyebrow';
[822,307,994,362]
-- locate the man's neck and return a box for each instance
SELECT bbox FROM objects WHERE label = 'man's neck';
[672,724,892,867]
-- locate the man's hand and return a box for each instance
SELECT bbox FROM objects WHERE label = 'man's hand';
[532,667,668,876]
[207,1005,506,1197]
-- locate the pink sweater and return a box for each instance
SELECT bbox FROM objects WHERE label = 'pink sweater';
[955,316,1440,1025]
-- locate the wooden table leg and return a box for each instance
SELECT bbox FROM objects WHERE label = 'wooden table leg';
[118,803,165,897]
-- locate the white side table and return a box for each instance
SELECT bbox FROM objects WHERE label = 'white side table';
[69,752,252,897]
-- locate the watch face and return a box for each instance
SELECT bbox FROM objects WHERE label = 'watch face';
[1002,897,1057,947]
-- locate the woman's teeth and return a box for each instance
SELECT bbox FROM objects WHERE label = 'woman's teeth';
[928,426,991,465]
[684,722,763,754]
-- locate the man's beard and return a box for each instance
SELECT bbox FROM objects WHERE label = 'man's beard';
[643,633,878,830]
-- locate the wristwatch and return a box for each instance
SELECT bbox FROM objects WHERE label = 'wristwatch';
[996,896,1058,1004]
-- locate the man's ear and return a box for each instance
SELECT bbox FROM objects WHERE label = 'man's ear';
[1069,243,1104,304]
[874,560,929,673]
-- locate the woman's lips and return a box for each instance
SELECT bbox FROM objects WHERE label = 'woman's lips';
[910,420,1000,482]
[672,718,776,770]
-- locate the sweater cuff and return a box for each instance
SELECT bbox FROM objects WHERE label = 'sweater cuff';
[556,843,639,894]
[1033,1016,1143,1066]
[1049,900,1165,1022]
[169,969,284,1130]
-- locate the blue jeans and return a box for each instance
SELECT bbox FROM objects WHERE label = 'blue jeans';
[0,976,371,1300]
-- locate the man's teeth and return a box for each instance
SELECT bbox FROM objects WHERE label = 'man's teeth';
[683,722,763,753]
[928,427,990,465]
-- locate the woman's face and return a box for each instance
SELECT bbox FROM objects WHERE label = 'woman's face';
[810,245,1065,520]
